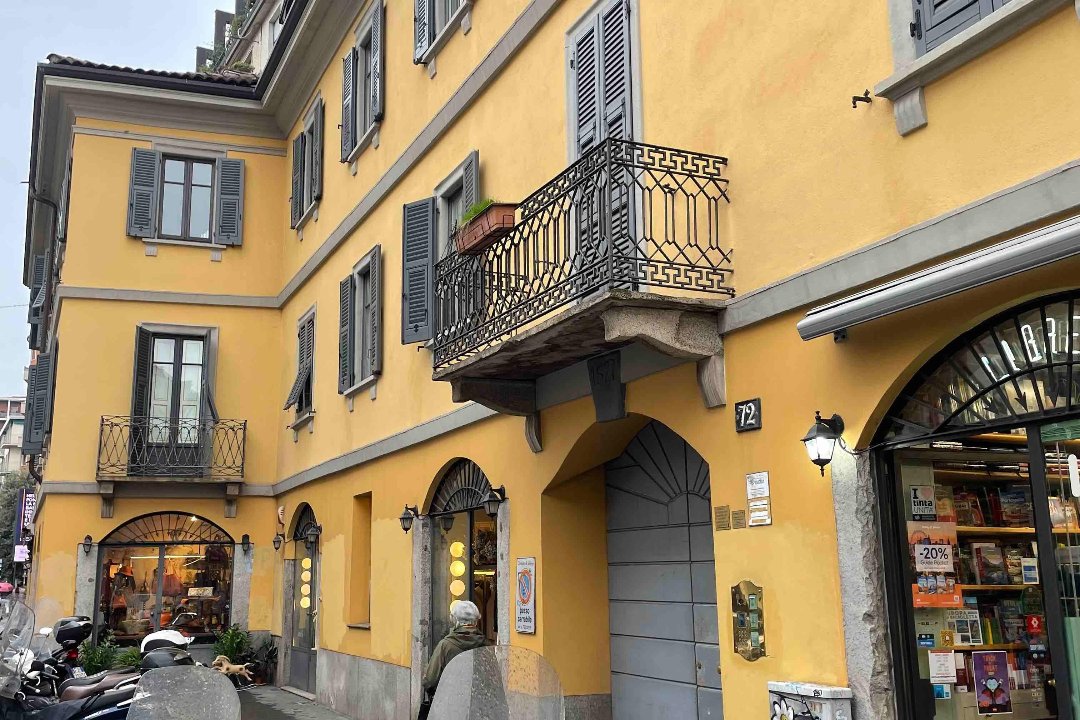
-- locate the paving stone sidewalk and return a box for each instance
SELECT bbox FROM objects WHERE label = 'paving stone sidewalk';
[240,686,352,720]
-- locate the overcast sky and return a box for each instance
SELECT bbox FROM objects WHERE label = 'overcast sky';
[0,1,231,398]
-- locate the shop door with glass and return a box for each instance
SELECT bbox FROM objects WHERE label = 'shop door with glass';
[289,546,318,694]
[605,421,721,719]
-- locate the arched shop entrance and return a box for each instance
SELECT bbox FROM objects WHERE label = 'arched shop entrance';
[877,292,1080,719]
[96,512,234,645]
[605,420,721,719]
[288,504,320,695]
[428,459,500,645]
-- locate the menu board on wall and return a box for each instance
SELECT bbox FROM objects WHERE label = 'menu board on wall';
[908,521,962,608]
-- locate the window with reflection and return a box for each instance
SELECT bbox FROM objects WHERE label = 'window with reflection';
[159,157,214,242]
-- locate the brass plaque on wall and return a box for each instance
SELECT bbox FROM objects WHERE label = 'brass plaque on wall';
[731,580,765,661]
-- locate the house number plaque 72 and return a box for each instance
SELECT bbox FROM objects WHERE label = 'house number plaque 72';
[734,398,762,432]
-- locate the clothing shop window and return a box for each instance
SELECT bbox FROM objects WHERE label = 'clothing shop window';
[96,512,234,645]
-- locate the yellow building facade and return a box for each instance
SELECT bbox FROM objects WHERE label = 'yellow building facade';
[20,0,1080,718]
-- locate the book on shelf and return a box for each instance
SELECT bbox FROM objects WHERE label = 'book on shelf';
[998,485,1033,527]
[1048,496,1080,530]
[972,543,1009,586]
[954,491,985,526]
[935,485,956,523]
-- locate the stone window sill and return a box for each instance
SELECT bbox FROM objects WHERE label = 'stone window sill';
[344,375,378,410]
[875,0,1073,135]
[346,123,380,168]
[141,237,228,251]
[346,622,371,630]
[419,1,472,77]
[295,201,319,237]
[289,410,315,440]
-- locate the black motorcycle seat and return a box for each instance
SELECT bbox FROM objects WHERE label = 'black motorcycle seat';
[57,667,134,693]
[59,671,137,701]
[27,685,136,720]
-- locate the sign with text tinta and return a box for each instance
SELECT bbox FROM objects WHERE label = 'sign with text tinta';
[515,557,536,634]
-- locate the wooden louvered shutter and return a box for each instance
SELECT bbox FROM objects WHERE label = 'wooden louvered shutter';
[599,0,632,143]
[401,198,436,344]
[290,134,304,228]
[126,148,160,237]
[312,100,325,202]
[571,19,600,158]
[341,48,358,162]
[215,158,245,245]
[371,2,385,122]
[131,327,153,419]
[338,275,355,393]
[28,354,52,447]
[27,254,46,321]
[461,151,480,211]
[414,0,433,62]
[368,245,382,375]
[21,363,39,455]
[915,0,990,55]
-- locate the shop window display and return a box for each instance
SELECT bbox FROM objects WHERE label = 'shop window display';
[95,513,234,645]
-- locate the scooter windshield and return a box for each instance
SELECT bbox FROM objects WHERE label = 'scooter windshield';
[0,601,36,697]
[428,646,564,720]
[128,666,240,720]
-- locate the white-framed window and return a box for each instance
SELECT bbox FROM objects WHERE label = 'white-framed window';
[413,0,471,66]
[341,3,384,164]
[338,245,382,394]
[435,177,465,260]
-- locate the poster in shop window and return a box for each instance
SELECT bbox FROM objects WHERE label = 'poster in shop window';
[908,521,962,608]
[972,651,1012,714]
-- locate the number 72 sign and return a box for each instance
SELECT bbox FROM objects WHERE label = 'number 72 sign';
[734,399,762,432]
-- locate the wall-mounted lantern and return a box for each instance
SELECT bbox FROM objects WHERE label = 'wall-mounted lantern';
[438,514,456,533]
[82,535,93,555]
[484,486,507,518]
[304,524,322,550]
[272,533,284,551]
[399,505,420,534]
[801,411,846,475]
[241,534,252,554]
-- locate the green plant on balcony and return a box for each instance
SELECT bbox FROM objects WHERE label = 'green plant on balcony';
[455,199,517,255]
[459,198,496,226]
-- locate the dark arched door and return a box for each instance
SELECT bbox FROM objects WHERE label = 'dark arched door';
[606,421,721,719]
[289,505,319,694]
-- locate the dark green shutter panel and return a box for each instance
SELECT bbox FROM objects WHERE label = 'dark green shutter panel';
[126,149,160,237]
[131,327,153,418]
[401,198,436,344]
[600,0,632,142]
[284,318,314,410]
[341,49,358,162]
[371,3,385,122]
[290,134,304,228]
[414,0,433,62]
[27,254,46,322]
[369,245,382,375]
[215,158,245,246]
[312,100,325,202]
[461,151,479,211]
[202,379,220,422]
[571,19,599,157]
[338,275,355,393]
[21,363,39,454]
[43,344,58,435]
[917,0,987,55]
[27,353,52,450]
[59,158,72,242]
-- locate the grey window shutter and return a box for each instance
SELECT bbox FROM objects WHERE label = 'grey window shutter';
[126,148,160,237]
[202,379,220,422]
[338,275,355,393]
[27,254,46,321]
[401,198,436,344]
[368,244,382,375]
[131,327,153,418]
[341,49,357,162]
[27,353,52,450]
[599,0,632,142]
[570,18,600,157]
[312,100,325,202]
[21,363,40,454]
[414,0,433,62]
[59,158,72,242]
[215,158,245,246]
[461,151,480,211]
[917,0,988,55]
[285,319,314,410]
[371,2,385,122]
[290,134,304,228]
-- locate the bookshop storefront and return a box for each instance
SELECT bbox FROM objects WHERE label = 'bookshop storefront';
[876,291,1080,720]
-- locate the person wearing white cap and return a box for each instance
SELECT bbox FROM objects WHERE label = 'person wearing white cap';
[418,600,486,717]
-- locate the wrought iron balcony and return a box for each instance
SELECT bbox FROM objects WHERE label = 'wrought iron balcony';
[97,416,246,480]
[433,138,733,370]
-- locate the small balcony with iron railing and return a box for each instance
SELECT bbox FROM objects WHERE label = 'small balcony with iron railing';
[97,416,246,482]
[432,138,734,421]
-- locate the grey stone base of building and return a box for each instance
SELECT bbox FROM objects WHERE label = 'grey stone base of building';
[566,693,612,720]
[314,648,412,720]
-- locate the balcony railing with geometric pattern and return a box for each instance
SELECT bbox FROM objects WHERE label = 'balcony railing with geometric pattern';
[97,416,246,480]
[433,138,733,369]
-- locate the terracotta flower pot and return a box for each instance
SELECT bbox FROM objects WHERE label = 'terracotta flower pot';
[455,203,517,255]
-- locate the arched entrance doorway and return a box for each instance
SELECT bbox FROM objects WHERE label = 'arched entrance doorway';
[428,459,500,645]
[605,420,721,719]
[96,512,234,645]
[876,292,1080,719]
[288,504,320,694]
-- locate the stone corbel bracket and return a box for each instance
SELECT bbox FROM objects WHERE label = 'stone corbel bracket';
[99,481,115,519]
[601,306,726,409]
